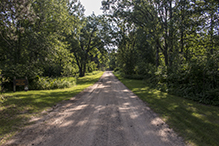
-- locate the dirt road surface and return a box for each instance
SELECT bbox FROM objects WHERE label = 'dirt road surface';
[4,71,186,146]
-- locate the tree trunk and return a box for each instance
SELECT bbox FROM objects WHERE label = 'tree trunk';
[156,45,159,67]
[210,10,214,55]
[180,2,185,54]
[169,0,173,67]
[79,68,84,77]
[83,63,86,77]
[164,47,169,66]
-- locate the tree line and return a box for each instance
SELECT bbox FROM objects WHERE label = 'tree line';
[103,0,219,105]
[0,0,112,90]
[1,0,219,105]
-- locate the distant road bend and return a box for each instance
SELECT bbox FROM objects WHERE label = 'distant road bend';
[4,71,185,146]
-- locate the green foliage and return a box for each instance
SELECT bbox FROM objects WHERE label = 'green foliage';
[2,64,43,80]
[0,71,104,145]
[167,56,219,105]
[104,0,219,106]
[0,0,83,90]
[0,1,110,91]
[87,61,98,73]
[32,76,76,90]
[0,70,9,101]
[61,63,79,77]
[108,49,117,70]
[117,33,138,75]
[143,54,219,105]
[123,74,145,80]
[85,71,102,76]
[67,15,110,77]
[113,67,120,72]
[114,72,219,146]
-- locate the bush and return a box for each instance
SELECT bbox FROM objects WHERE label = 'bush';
[30,76,76,90]
[124,74,145,80]
[143,57,219,106]
[85,71,101,76]
[114,67,120,72]
[87,61,98,73]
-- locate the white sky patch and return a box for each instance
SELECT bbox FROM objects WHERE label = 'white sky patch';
[79,0,103,16]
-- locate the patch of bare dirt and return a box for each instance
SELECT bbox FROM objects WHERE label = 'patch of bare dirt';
[3,71,186,146]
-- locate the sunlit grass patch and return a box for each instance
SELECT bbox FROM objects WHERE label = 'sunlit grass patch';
[0,71,104,145]
[114,72,219,146]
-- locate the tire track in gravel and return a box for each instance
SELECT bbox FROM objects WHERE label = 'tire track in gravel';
[3,71,186,146]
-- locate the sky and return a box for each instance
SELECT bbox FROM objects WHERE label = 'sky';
[79,0,103,16]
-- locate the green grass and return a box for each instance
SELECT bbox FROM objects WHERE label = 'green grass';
[114,72,219,146]
[0,71,103,144]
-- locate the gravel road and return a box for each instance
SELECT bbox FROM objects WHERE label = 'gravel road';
[4,71,186,146]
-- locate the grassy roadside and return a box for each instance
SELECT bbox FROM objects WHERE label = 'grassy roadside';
[0,71,104,145]
[114,72,219,146]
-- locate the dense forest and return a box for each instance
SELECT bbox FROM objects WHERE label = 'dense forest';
[0,0,112,90]
[103,0,219,105]
[1,0,219,105]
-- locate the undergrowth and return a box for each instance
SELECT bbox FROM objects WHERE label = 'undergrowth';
[114,72,219,146]
[115,58,219,106]
[0,71,104,145]
[30,76,77,90]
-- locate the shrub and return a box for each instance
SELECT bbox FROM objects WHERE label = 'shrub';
[113,67,120,72]
[124,74,145,80]
[85,71,101,76]
[140,57,219,106]
[31,76,76,90]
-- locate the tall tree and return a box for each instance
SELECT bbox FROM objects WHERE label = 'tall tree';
[69,15,109,77]
[0,0,80,79]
